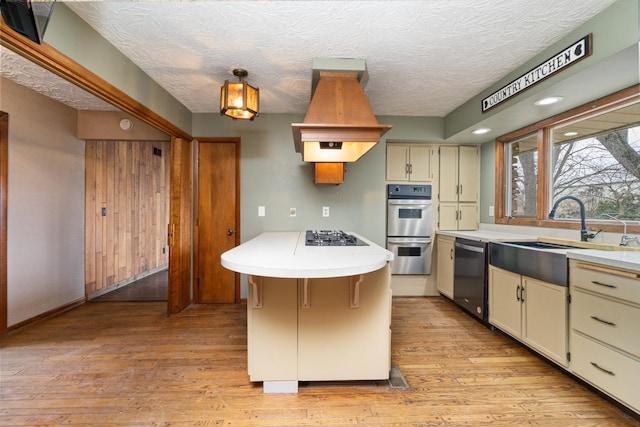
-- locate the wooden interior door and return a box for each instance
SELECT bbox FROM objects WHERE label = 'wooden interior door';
[167,137,193,314]
[195,138,240,303]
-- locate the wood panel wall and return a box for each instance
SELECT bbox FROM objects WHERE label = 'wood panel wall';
[85,140,170,297]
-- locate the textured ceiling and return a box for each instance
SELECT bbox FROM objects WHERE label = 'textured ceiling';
[2,0,619,117]
[0,46,116,111]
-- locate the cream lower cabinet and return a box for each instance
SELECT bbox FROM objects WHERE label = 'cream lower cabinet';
[569,260,640,413]
[488,265,569,367]
[247,265,392,383]
[436,235,454,299]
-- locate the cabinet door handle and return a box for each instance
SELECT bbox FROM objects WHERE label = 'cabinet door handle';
[405,164,410,174]
[590,315,616,326]
[449,248,453,260]
[590,362,615,376]
[520,285,525,303]
[516,285,521,302]
[459,185,462,195]
[409,164,413,174]
[455,184,459,195]
[591,280,617,289]
[301,278,311,308]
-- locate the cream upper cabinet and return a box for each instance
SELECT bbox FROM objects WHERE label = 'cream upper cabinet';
[436,236,455,299]
[386,144,435,182]
[438,145,479,230]
[488,265,569,368]
[569,259,640,413]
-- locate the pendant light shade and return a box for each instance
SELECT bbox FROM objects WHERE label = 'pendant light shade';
[220,68,259,120]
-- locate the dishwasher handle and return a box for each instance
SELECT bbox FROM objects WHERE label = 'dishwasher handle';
[454,241,485,253]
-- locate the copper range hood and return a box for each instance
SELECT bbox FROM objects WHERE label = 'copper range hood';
[292,68,392,165]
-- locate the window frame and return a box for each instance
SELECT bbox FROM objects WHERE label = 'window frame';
[495,84,640,234]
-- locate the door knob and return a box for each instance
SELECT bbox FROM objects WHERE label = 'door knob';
[227,229,234,236]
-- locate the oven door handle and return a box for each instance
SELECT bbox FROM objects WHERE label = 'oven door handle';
[387,199,432,206]
[454,241,485,253]
[387,238,431,244]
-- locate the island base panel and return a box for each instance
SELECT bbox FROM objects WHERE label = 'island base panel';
[298,265,392,381]
[247,265,392,390]
[247,277,298,381]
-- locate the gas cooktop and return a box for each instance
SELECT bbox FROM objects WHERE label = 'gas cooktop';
[305,230,369,246]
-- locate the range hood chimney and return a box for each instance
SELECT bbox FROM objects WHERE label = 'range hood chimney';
[292,60,392,163]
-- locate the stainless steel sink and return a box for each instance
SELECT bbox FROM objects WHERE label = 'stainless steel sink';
[500,241,578,250]
[489,241,582,286]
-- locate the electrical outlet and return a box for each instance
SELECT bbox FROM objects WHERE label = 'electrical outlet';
[289,207,296,217]
[489,205,494,217]
[322,206,330,217]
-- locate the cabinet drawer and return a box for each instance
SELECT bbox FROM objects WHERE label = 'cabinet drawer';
[571,290,640,357]
[571,332,640,412]
[570,261,640,304]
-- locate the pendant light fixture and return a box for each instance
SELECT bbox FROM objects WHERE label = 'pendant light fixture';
[220,68,259,120]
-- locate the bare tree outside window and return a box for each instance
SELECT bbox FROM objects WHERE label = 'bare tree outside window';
[507,134,538,217]
[498,87,640,232]
[552,126,640,221]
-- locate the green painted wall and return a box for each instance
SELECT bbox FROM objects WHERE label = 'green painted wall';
[445,0,640,140]
[193,114,445,246]
[44,3,192,133]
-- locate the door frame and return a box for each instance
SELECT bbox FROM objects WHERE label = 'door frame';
[1,112,8,334]
[168,137,193,313]
[193,137,241,303]
[1,23,193,321]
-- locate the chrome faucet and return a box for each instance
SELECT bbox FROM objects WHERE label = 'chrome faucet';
[548,195,596,242]
[604,214,638,246]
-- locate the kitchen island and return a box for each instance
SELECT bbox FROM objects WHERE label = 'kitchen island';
[221,231,394,393]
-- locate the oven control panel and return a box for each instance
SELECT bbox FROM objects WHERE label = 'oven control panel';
[387,184,432,199]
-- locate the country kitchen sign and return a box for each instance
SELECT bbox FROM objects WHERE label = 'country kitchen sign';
[482,34,592,113]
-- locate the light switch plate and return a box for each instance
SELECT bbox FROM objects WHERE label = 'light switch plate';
[258,206,265,217]
[489,206,494,217]
[290,207,296,217]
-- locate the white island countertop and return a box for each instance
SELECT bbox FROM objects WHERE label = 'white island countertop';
[221,231,393,278]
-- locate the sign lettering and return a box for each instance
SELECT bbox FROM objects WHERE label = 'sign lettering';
[482,34,592,113]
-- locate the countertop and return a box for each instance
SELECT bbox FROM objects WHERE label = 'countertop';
[436,230,536,242]
[221,231,393,278]
[567,249,640,273]
[438,230,640,272]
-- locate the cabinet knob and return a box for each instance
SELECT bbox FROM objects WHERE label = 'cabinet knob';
[227,229,234,236]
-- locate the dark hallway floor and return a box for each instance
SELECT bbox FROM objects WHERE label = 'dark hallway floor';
[91,270,168,302]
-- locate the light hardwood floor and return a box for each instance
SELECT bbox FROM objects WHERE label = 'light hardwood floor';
[1,297,638,426]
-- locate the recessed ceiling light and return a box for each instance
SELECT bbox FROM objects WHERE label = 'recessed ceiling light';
[534,96,563,106]
[472,128,491,135]
[563,131,578,137]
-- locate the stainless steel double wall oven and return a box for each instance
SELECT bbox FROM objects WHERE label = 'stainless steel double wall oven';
[386,184,433,275]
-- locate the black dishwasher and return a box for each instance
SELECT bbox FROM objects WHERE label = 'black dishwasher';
[453,238,488,322]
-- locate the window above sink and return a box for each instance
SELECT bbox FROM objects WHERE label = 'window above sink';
[496,84,640,236]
